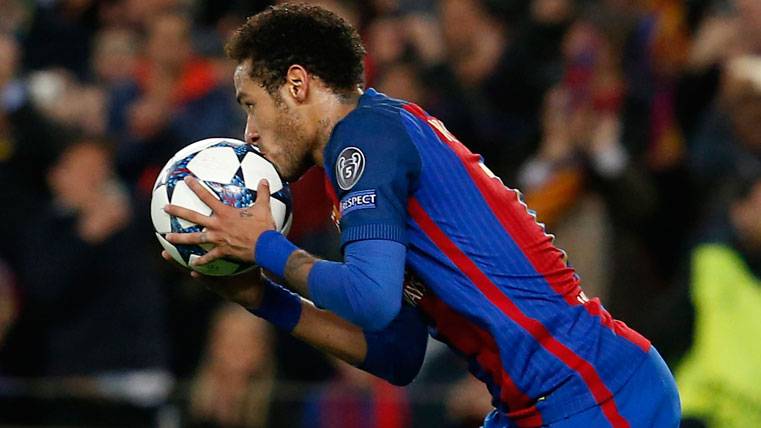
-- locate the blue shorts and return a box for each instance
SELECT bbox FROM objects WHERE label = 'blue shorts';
[484,347,681,427]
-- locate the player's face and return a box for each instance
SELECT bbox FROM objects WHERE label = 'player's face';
[234,61,313,182]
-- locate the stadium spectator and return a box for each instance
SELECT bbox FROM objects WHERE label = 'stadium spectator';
[91,28,141,88]
[20,0,99,79]
[108,10,240,199]
[0,33,66,265]
[675,168,761,428]
[188,304,276,428]
[5,137,171,425]
[689,54,761,193]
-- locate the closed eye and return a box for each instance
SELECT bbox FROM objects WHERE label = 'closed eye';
[236,94,255,113]
[239,102,255,115]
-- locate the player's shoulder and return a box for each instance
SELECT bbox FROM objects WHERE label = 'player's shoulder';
[326,89,419,165]
[333,90,409,137]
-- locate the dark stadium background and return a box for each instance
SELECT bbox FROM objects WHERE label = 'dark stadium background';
[1,0,759,426]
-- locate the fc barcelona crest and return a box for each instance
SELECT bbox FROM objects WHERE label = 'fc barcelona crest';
[336,147,365,190]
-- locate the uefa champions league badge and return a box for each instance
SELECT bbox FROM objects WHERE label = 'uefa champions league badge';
[336,147,365,190]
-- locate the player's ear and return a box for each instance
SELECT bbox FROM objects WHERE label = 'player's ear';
[285,65,309,103]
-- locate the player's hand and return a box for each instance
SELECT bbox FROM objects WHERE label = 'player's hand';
[163,176,276,266]
[161,250,266,308]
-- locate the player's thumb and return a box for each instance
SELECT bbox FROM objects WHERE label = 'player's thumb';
[255,179,271,208]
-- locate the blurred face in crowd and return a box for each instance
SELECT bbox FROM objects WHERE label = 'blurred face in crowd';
[234,60,314,182]
[736,0,761,42]
[440,0,490,55]
[376,63,425,105]
[92,28,138,84]
[732,181,761,249]
[532,0,573,25]
[47,142,111,211]
[0,34,19,88]
[146,13,192,71]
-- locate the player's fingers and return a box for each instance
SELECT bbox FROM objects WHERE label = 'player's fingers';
[164,204,214,227]
[254,179,271,209]
[191,246,226,266]
[161,249,191,271]
[184,176,225,212]
[165,231,218,245]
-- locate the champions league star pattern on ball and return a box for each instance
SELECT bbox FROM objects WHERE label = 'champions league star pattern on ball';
[150,138,292,276]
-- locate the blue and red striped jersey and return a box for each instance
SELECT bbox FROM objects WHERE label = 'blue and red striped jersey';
[322,89,651,426]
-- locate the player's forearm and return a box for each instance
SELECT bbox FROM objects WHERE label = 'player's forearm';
[253,230,314,297]
[306,240,405,331]
[293,301,428,386]
[292,300,367,365]
[283,249,316,297]
[248,277,426,385]
[255,232,405,331]
[247,275,367,365]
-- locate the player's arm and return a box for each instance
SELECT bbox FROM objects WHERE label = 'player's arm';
[255,236,406,331]
[251,275,429,386]
[165,178,408,331]
[179,261,427,386]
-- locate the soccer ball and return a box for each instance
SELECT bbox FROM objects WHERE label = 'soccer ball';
[150,138,292,276]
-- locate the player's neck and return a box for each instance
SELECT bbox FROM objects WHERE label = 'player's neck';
[310,87,362,168]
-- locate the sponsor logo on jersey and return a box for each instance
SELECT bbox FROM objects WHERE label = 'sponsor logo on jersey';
[336,147,365,190]
[339,189,377,215]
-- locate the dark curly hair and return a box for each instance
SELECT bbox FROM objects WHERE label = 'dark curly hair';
[225,3,366,96]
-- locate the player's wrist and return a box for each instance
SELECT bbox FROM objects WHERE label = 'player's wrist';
[246,278,302,332]
[232,280,266,309]
[254,230,299,278]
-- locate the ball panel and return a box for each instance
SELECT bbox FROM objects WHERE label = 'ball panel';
[150,185,171,234]
[187,146,241,184]
[170,181,213,229]
[241,152,283,192]
[230,142,253,161]
[156,233,188,267]
[204,180,255,209]
[171,138,238,164]
[281,212,293,236]
[175,242,205,264]
[189,254,250,276]
[170,216,202,234]
[271,187,292,228]
[270,198,287,231]
[154,166,170,190]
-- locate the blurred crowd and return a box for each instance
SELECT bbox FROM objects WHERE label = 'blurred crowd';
[1,0,760,427]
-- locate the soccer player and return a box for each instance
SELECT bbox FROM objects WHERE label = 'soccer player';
[163,4,681,427]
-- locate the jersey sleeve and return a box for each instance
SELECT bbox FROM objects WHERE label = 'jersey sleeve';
[324,107,421,247]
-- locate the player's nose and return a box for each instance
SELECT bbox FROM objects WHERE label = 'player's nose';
[244,119,260,146]
[246,132,261,147]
